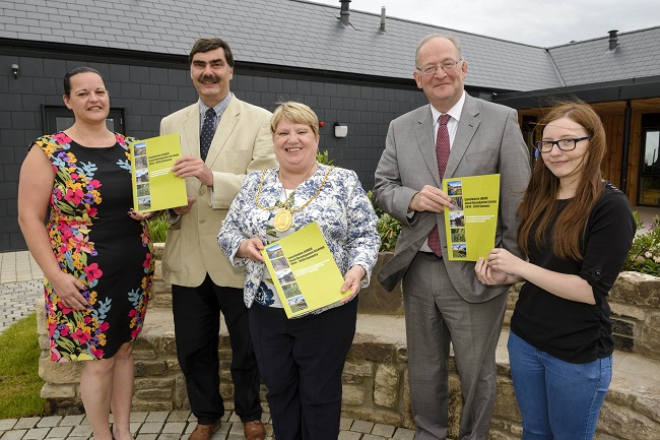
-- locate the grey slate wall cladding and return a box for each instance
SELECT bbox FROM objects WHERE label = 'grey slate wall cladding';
[0,55,427,251]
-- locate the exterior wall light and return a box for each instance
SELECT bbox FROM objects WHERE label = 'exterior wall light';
[334,123,347,138]
[11,64,19,79]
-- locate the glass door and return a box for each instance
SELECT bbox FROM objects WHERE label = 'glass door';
[639,130,660,206]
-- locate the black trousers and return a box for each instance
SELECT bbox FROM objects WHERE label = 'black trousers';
[172,275,262,424]
[249,299,358,440]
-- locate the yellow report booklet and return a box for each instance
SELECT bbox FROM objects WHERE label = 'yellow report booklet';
[129,133,187,212]
[442,174,500,261]
[260,222,347,318]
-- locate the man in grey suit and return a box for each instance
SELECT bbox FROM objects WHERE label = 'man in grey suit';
[373,34,531,440]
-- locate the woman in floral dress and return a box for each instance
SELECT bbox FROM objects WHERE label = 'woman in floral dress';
[18,67,153,440]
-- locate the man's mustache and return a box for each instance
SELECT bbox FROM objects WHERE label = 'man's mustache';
[197,75,219,84]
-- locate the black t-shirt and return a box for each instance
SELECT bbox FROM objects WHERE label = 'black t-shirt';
[510,183,636,364]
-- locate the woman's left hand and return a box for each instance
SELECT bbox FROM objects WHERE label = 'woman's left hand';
[340,265,366,304]
[475,257,510,285]
[486,248,523,276]
[128,209,153,221]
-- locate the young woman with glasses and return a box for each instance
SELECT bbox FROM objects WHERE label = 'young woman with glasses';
[474,101,635,439]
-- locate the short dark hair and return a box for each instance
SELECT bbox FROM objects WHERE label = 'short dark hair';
[63,66,104,97]
[189,38,235,67]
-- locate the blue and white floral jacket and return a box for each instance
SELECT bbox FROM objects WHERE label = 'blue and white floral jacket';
[218,163,380,308]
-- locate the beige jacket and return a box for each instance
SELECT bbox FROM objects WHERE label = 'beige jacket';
[159,95,276,288]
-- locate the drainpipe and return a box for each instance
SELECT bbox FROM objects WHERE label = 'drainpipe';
[340,0,350,25]
[621,100,631,195]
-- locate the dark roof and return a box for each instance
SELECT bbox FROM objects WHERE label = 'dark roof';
[547,26,660,87]
[1,0,659,94]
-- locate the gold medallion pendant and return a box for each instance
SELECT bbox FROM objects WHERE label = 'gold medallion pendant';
[254,166,335,232]
[273,209,293,232]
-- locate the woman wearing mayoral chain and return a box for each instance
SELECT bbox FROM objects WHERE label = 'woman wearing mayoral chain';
[218,102,380,440]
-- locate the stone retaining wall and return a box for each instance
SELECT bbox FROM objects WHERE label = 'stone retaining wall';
[37,252,660,439]
[608,272,660,360]
[505,271,660,361]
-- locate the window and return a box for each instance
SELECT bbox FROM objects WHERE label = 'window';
[43,106,125,134]
[521,115,538,165]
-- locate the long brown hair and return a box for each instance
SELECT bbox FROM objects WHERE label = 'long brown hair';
[517,101,606,260]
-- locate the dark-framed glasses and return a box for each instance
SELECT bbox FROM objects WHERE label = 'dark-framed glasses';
[416,59,463,76]
[534,136,591,153]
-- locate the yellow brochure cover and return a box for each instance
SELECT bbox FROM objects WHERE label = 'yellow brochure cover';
[442,174,500,261]
[129,133,187,212]
[260,222,346,319]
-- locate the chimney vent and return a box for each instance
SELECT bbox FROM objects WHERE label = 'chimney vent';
[340,0,351,25]
[608,29,618,51]
[380,6,386,31]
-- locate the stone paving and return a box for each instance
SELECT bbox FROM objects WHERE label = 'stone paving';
[0,251,43,334]
[0,252,416,440]
[0,279,43,335]
[0,251,43,284]
[0,411,415,440]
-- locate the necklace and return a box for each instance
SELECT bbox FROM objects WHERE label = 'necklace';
[255,166,334,232]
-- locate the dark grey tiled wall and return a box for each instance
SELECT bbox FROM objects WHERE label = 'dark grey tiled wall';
[0,54,427,251]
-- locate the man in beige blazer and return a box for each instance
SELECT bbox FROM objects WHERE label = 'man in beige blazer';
[160,38,276,440]
[373,34,530,440]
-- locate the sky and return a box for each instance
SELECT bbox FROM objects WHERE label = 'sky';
[311,0,659,47]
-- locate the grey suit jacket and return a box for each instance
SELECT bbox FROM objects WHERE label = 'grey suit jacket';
[373,93,531,303]
[159,95,277,288]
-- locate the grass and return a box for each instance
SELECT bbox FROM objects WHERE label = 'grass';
[0,312,46,418]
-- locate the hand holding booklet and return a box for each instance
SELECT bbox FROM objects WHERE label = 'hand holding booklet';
[260,222,348,318]
[442,174,500,261]
[129,133,187,212]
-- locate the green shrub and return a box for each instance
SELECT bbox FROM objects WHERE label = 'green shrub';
[624,213,660,277]
[377,212,401,252]
[367,190,401,252]
[316,149,335,165]
[147,212,170,243]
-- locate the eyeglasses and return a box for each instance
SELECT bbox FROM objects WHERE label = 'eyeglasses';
[534,136,591,153]
[416,59,463,76]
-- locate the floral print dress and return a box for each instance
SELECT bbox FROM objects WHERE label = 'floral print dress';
[34,132,154,362]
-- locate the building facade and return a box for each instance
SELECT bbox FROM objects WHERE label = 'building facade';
[1,0,659,251]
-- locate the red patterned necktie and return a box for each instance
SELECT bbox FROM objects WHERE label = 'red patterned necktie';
[427,114,451,257]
